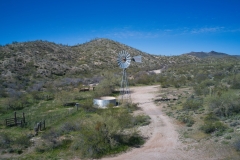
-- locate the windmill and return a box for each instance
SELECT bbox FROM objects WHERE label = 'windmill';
[117,50,142,104]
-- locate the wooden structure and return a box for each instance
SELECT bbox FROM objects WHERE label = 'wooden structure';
[79,85,96,92]
[5,112,26,127]
[34,120,46,135]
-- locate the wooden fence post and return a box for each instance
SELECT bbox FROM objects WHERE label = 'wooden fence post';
[75,103,79,111]
[39,121,42,131]
[22,112,25,124]
[37,123,40,131]
[43,120,45,130]
[14,112,17,125]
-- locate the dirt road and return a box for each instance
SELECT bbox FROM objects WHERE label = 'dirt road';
[103,85,207,160]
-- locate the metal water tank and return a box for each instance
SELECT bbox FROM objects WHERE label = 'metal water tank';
[93,96,116,108]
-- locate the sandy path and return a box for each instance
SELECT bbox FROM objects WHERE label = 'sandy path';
[102,85,205,160]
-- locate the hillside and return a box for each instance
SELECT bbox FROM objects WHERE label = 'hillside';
[184,51,230,58]
[0,39,159,79]
[0,38,203,97]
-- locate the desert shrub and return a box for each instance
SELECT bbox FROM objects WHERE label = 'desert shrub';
[0,87,8,98]
[158,75,174,88]
[177,115,195,127]
[71,124,143,159]
[182,97,203,111]
[14,135,31,148]
[229,74,240,89]
[133,115,151,126]
[70,106,145,158]
[124,133,144,147]
[208,91,240,117]
[39,128,68,152]
[42,129,61,142]
[2,93,36,111]
[60,121,81,134]
[94,71,120,97]
[224,135,232,139]
[71,124,112,158]
[36,138,72,153]
[194,73,208,83]
[0,133,11,148]
[204,112,219,122]
[35,142,53,153]
[161,82,170,88]
[133,72,155,85]
[234,139,240,151]
[121,103,141,113]
[0,105,7,114]
[81,99,96,112]
[193,79,215,96]
[230,121,239,127]
[201,121,227,134]
[200,113,227,134]
[160,76,185,88]
[31,91,54,101]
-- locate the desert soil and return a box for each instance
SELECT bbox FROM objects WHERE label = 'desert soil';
[102,85,229,160]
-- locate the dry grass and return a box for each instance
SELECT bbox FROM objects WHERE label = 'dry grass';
[159,86,240,159]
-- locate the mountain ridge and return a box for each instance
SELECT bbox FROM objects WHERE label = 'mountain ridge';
[184,51,232,58]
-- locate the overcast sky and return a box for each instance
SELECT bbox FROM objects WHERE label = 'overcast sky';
[1,0,240,55]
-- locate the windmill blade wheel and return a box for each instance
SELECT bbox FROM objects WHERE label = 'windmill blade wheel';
[117,50,131,69]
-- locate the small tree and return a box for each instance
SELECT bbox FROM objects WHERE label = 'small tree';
[94,71,120,97]
[208,91,240,117]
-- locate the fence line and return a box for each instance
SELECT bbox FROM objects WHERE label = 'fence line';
[25,107,78,129]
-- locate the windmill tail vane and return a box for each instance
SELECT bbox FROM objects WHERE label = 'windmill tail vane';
[132,55,142,63]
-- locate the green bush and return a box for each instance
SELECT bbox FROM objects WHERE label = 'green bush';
[177,115,195,127]
[182,98,203,111]
[234,139,240,151]
[230,74,240,89]
[94,71,120,97]
[224,135,231,139]
[133,115,151,126]
[208,91,240,117]
[204,112,219,122]
[134,72,155,85]
[0,132,11,148]
[193,79,215,96]
[201,121,227,134]
[60,121,81,134]
[14,135,31,148]
[69,106,145,159]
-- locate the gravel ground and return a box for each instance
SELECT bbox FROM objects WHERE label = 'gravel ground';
[102,85,230,160]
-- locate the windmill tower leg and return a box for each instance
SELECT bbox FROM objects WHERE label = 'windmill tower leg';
[119,68,131,105]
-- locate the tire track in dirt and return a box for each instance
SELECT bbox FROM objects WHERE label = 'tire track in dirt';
[102,85,205,160]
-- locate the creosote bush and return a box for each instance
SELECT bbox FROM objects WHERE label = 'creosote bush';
[177,115,195,127]
[208,91,240,118]
[200,113,227,134]
[133,115,151,126]
[234,139,240,151]
[0,132,11,148]
[182,97,203,111]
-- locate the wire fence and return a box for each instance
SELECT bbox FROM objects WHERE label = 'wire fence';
[0,107,78,130]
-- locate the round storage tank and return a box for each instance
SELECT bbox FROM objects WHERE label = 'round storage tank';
[93,96,116,108]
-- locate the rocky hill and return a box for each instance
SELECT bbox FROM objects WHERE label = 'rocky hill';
[0,38,207,96]
[0,38,203,78]
[0,39,160,78]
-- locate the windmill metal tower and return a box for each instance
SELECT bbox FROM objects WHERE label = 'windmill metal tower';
[117,50,142,104]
